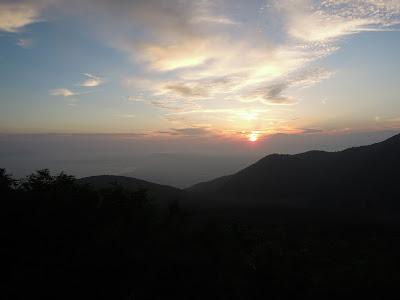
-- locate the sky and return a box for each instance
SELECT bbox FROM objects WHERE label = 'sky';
[1,0,400,186]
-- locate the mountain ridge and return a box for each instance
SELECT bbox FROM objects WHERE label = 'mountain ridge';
[78,133,400,214]
[186,133,400,213]
[78,175,185,203]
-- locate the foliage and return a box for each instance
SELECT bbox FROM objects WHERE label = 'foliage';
[0,168,16,191]
[2,168,400,299]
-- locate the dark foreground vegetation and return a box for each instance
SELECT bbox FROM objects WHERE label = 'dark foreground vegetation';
[2,167,400,299]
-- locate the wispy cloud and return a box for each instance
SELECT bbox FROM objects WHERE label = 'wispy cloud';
[167,108,284,125]
[278,0,400,42]
[164,83,209,99]
[80,73,104,87]
[170,127,211,136]
[136,39,211,72]
[123,95,146,102]
[16,38,33,48]
[150,98,201,112]
[0,2,43,33]
[49,88,76,97]
[191,15,241,26]
[299,128,324,134]
[50,73,101,101]
[9,0,400,137]
[237,66,334,105]
[240,82,296,105]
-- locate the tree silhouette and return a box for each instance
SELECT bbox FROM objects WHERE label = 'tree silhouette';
[0,168,16,192]
[2,164,400,299]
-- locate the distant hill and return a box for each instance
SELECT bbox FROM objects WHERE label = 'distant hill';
[187,133,400,214]
[78,134,400,217]
[78,175,184,203]
[121,153,255,188]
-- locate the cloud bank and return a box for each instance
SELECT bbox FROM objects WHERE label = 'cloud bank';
[3,0,400,137]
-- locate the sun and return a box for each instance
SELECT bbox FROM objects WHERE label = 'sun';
[248,132,258,142]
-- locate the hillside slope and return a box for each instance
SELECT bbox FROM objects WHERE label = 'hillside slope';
[188,133,400,212]
[78,175,184,203]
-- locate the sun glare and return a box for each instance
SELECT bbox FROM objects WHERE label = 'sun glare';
[248,132,258,142]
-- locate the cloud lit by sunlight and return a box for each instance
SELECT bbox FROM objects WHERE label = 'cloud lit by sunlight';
[81,74,104,88]
[49,89,76,97]
[1,0,400,138]
[0,2,42,32]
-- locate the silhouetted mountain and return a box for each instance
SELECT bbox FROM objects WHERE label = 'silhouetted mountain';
[121,153,255,188]
[4,136,400,299]
[188,133,400,214]
[187,175,232,194]
[78,175,184,203]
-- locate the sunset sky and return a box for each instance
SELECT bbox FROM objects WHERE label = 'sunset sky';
[1,0,400,144]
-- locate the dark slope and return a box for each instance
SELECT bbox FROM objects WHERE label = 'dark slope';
[187,175,232,194]
[78,175,184,202]
[187,133,400,212]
